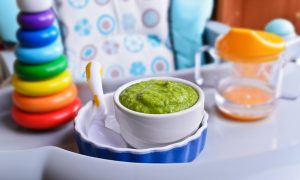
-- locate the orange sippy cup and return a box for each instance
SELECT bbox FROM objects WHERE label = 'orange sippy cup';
[195,28,300,120]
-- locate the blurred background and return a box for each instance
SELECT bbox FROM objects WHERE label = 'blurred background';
[215,0,300,33]
[1,0,300,46]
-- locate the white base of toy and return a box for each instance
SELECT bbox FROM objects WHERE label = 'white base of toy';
[17,0,52,13]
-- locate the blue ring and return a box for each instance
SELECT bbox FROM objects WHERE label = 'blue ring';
[97,15,115,35]
[17,26,59,48]
[151,56,169,74]
[15,39,64,64]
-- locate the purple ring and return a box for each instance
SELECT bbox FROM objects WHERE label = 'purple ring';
[17,9,55,30]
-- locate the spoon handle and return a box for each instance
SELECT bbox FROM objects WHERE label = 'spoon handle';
[86,61,107,114]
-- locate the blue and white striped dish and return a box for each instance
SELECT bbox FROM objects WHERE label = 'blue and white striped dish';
[74,93,208,163]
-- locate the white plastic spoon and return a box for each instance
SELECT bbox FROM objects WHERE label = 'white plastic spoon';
[85,61,107,115]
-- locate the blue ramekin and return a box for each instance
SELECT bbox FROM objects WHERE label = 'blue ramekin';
[74,94,208,163]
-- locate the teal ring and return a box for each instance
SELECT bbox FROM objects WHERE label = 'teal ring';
[15,39,63,64]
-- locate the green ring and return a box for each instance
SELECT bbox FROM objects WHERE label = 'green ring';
[14,55,68,81]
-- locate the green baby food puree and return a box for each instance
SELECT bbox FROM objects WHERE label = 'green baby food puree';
[119,80,199,114]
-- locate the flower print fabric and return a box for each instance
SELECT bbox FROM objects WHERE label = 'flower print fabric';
[55,0,174,80]
[74,18,91,36]
[130,61,146,76]
[122,13,136,33]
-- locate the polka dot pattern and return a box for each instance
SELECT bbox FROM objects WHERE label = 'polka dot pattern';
[151,56,169,74]
[57,0,174,79]
[106,65,124,78]
[74,18,91,36]
[121,13,136,33]
[97,15,116,35]
[102,40,119,55]
[80,44,97,60]
[68,0,89,9]
[124,35,144,53]
[142,9,160,28]
[130,61,146,76]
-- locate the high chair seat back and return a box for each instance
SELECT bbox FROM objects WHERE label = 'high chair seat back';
[55,0,213,80]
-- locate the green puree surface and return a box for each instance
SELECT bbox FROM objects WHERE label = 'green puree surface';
[119,80,199,114]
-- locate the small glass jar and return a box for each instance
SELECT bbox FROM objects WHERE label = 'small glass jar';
[195,28,300,120]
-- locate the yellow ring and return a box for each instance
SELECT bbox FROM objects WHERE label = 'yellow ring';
[13,70,72,96]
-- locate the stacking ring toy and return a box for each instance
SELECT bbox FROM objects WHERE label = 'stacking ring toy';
[13,84,77,113]
[12,70,72,96]
[12,98,81,130]
[14,55,67,81]
[17,0,53,13]
[17,9,55,30]
[15,39,63,64]
[17,26,58,47]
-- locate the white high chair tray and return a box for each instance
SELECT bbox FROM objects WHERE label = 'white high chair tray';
[1,37,300,179]
[1,62,300,180]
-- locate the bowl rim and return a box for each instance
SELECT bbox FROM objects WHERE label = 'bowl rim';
[113,76,205,118]
[74,98,208,154]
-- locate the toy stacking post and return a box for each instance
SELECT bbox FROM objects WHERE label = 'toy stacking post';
[11,0,81,130]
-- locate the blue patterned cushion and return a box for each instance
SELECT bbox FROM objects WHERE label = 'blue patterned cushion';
[55,0,174,80]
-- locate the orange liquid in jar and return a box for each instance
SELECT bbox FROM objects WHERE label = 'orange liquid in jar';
[217,85,275,120]
[223,85,273,106]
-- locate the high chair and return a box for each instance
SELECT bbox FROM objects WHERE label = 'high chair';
[54,0,228,82]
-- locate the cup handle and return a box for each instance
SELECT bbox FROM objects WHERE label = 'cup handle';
[194,46,220,86]
[279,57,300,100]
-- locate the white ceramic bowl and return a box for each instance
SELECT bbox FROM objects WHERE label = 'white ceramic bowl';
[113,77,205,149]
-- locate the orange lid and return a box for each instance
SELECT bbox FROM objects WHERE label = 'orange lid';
[216,28,285,63]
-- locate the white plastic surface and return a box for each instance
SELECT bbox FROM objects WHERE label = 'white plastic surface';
[1,37,300,179]
[0,63,300,179]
